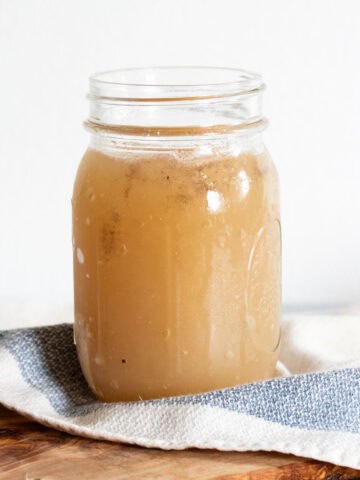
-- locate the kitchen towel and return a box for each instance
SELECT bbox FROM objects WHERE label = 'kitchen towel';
[0,315,359,469]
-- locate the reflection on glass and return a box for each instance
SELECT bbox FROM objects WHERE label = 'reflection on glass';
[237,169,250,198]
[206,190,224,213]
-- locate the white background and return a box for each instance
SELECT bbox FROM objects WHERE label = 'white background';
[1,0,360,322]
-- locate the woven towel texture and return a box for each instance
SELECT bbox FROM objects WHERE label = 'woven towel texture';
[0,315,359,468]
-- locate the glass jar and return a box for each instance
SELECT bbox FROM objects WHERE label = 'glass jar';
[72,67,281,402]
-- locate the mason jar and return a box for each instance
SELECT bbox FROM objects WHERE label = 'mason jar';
[72,67,281,402]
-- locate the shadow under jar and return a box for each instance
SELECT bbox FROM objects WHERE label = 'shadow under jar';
[72,67,281,402]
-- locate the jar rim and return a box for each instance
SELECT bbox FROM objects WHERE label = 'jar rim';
[89,66,264,102]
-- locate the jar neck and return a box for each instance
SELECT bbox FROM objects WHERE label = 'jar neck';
[88,92,264,132]
[86,67,267,150]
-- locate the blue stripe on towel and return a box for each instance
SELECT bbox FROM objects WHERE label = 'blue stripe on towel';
[1,324,359,434]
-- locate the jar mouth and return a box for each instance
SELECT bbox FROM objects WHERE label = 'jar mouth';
[89,66,264,102]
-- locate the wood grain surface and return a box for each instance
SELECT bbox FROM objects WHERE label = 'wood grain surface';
[0,406,359,480]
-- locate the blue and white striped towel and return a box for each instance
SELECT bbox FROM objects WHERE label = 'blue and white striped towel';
[0,315,359,469]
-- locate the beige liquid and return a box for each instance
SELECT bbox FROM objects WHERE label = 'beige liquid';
[73,145,281,402]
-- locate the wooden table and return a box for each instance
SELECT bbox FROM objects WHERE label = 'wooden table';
[0,406,359,480]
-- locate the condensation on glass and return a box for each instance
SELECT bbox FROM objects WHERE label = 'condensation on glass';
[72,67,281,402]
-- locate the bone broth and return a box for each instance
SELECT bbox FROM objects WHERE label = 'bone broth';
[73,67,281,402]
